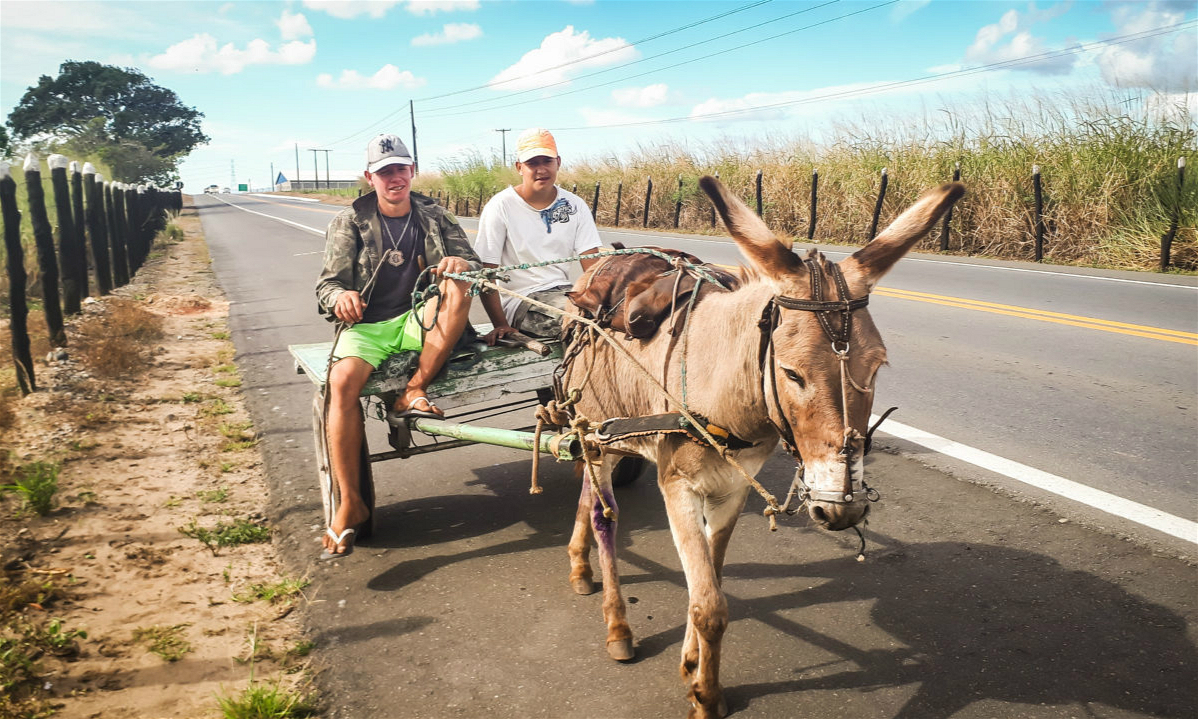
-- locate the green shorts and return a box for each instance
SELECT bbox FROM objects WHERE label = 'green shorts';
[331,305,425,368]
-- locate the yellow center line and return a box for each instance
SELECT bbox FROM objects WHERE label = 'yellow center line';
[874,287,1197,346]
[706,261,1194,345]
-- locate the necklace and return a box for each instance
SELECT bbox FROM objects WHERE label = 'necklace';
[380,212,413,267]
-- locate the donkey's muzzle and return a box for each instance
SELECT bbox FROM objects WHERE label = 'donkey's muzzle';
[808,499,869,531]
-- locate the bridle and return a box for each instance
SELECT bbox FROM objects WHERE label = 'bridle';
[758,256,893,510]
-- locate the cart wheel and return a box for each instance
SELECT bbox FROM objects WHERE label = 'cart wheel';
[312,392,376,542]
[611,456,645,487]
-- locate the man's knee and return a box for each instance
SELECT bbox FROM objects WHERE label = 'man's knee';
[438,278,472,310]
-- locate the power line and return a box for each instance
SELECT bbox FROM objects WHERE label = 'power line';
[421,0,890,121]
[317,0,779,149]
[546,19,1198,132]
[419,0,842,116]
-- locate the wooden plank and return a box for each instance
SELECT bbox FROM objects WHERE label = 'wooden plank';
[289,325,561,402]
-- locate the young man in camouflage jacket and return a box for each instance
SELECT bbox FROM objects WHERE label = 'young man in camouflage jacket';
[315,133,479,559]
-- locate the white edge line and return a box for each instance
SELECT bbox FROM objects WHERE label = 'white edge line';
[214,195,324,235]
[875,415,1198,545]
[250,193,320,203]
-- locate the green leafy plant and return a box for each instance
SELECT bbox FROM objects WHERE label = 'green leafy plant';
[2,460,59,516]
[219,421,259,451]
[197,485,230,503]
[211,331,230,340]
[216,678,317,719]
[215,377,242,388]
[182,391,204,403]
[201,398,235,416]
[178,517,271,556]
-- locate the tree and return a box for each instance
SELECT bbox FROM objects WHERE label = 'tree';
[6,61,208,183]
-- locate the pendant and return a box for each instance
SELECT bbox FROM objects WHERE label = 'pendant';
[386,249,405,267]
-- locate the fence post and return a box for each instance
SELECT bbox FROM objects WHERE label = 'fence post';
[477,187,483,216]
[711,170,719,228]
[107,182,129,287]
[572,182,577,195]
[1160,157,1185,272]
[642,176,652,228]
[755,169,763,217]
[124,184,142,273]
[591,181,601,220]
[49,155,82,314]
[615,181,623,227]
[70,162,90,300]
[940,162,960,251]
[674,175,683,228]
[24,154,66,346]
[868,167,888,241]
[1,162,35,393]
[808,169,818,241]
[1033,165,1045,262]
[84,166,113,294]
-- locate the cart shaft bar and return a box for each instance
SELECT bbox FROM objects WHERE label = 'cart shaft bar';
[411,418,582,460]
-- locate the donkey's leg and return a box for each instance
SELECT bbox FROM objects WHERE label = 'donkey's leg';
[705,485,750,584]
[661,475,729,719]
[588,457,634,661]
[566,464,596,595]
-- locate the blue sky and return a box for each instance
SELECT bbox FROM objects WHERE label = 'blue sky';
[2,0,1195,192]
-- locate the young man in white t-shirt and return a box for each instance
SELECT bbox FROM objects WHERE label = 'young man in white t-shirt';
[474,128,604,343]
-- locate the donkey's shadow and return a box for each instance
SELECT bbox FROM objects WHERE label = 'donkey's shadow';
[721,539,1196,718]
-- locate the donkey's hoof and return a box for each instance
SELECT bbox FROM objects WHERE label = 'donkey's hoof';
[571,577,595,595]
[606,638,635,662]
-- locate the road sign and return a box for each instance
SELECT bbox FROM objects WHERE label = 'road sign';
[238,183,248,192]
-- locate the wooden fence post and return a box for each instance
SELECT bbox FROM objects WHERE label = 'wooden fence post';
[107,182,129,287]
[124,184,142,273]
[940,162,960,251]
[70,162,90,300]
[674,175,683,228]
[808,169,818,241]
[591,182,600,221]
[25,154,66,346]
[1160,156,1185,272]
[642,176,652,228]
[84,166,113,295]
[477,187,483,216]
[571,183,577,195]
[868,167,888,241]
[49,154,82,314]
[1,162,35,393]
[755,169,763,217]
[615,181,623,227]
[1033,165,1045,262]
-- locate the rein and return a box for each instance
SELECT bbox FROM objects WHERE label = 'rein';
[759,257,892,511]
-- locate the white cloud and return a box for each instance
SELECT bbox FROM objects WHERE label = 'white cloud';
[411,23,483,46]
[891,0,932,22]
[612,84,669,108]
[316,64,426,90]
[965,5,1076,75]
[1096,1,1197,91]
[148,34,317,75]
[489,26,639,91]
[406,1,480,15]
[303,1,402,19]
[278,10,314,40]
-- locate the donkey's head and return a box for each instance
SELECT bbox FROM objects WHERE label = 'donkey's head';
[700,175,963,531]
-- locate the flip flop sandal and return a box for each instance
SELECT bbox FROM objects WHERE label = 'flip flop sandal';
[319,526,356,560]
[386,395,443,425]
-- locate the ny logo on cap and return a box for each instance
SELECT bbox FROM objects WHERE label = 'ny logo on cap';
[380,137,394,153]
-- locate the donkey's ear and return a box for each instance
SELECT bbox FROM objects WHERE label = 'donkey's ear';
[700,175,800,280]
[840,182,964,293]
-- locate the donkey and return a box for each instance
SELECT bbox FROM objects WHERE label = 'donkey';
[560,175,964,718]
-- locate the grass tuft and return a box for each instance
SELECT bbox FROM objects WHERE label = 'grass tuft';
[216,678,318,719]
[2,460,60,516]
[178,517,271,555]
[232,577,310,604]
[133,623,192,662]
[75,298,165,378]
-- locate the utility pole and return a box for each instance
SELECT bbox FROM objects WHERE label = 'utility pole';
[270,162,274,192]
[295,143,300,184]
[409,100,419,174]
[230,160,235,192]
[494,128,511,166]
[308,149,329,189]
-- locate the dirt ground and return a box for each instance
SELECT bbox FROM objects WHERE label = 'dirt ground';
[1,205,310,717]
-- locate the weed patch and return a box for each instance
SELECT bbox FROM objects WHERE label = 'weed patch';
[133,623,192,662]
[220,421,259,451]
[2,460,60,516]
[216,677,317,719]
[197,485,230,503]
[232,576,310,604]
[178,517,271,555]
[75,298,164,378]
[201,398,235,416]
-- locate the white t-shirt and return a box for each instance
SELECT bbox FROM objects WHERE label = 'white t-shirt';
[474,185,604,322]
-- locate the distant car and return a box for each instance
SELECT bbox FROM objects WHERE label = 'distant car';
[221,187,231,193]
[204,185,219,194]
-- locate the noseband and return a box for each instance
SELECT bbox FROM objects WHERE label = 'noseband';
[758,257,891,509]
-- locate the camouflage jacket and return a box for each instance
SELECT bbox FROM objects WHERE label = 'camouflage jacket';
[315,190,480,321]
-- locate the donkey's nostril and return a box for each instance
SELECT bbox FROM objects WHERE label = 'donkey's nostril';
[811,505,828,523]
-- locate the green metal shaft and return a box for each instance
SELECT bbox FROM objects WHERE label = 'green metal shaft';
[412,418,582,460]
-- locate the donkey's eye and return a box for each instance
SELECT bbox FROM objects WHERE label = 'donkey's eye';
[783,368,805,388]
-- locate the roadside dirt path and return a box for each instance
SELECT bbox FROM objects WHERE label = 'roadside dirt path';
[1,205,310,717]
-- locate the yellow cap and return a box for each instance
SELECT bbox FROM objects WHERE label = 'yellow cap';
[515,127,558,163]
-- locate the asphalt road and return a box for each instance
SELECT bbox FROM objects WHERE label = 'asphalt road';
[194,192,1197,719]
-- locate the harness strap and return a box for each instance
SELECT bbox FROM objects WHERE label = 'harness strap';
[596,413,757,450]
